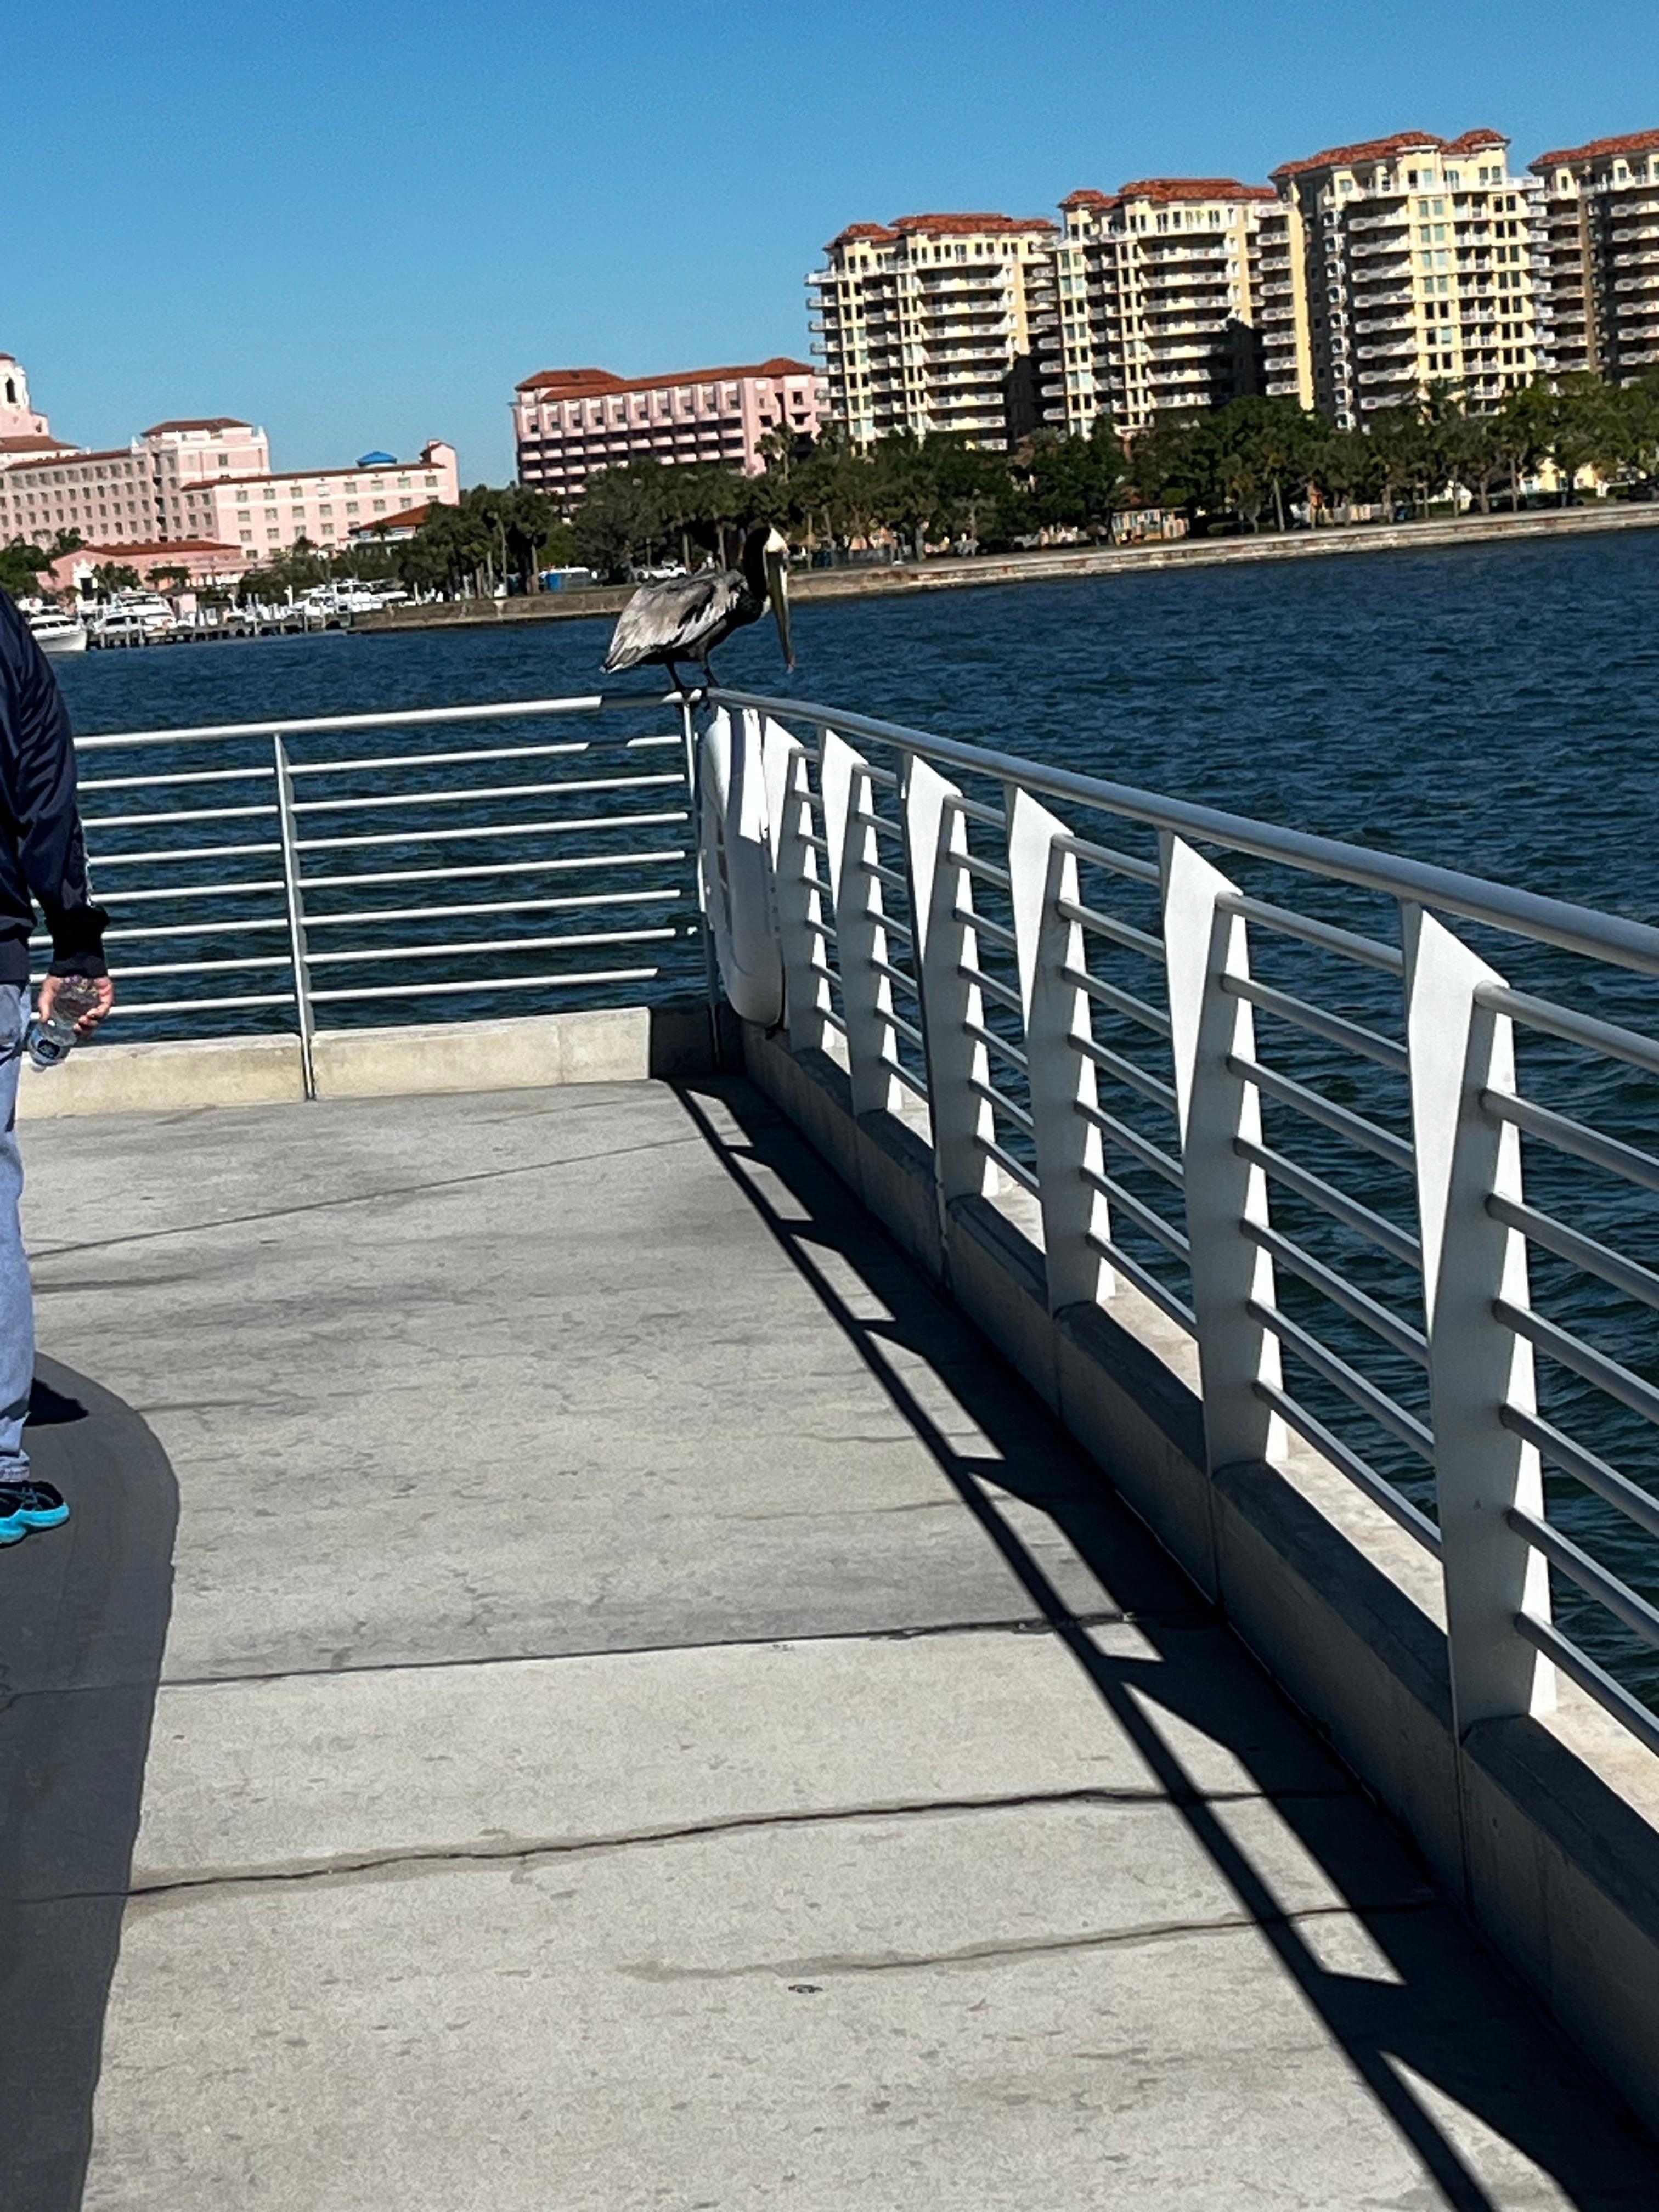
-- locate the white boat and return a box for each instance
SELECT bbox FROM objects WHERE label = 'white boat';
[93,592,178,645]
[26,608,88,655]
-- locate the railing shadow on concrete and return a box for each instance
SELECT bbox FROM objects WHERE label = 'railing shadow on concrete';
[673,1074,1659,2209]
[0,1360,178,2212]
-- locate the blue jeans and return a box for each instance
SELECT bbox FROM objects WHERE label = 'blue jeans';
[0,985,31,1482]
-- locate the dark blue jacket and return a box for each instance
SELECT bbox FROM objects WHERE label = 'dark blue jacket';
[0,591,107,986]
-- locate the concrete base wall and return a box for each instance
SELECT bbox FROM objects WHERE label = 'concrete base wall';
[16,1002,719,1118]
[741,1019,1659,2143]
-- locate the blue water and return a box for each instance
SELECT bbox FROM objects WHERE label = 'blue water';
[50,531,1659,1712]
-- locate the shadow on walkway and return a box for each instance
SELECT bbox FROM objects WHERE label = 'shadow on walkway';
[1,1357,177,2212]
[674,1074,1659,2211]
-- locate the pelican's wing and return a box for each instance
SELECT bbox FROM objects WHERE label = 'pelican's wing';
[603,572,740,671]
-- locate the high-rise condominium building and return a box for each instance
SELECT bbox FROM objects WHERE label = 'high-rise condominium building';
[808,213,1060,449]
[1054,180,1276,436]
[1530,131,1659,381]
[514,359,822,506]
[1261,130,1548,426]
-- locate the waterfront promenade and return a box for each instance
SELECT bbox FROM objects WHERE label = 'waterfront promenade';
[10,1073,1659,2210]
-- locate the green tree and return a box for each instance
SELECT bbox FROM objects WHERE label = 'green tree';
[570,462,668,579]
[0,539,53,597]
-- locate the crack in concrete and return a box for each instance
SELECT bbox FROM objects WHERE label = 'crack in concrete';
[75,1782,1352,1909]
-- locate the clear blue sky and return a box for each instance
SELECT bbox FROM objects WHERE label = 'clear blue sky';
[5,0,1655,482]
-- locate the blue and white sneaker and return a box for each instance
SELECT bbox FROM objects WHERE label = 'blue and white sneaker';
[0,1480,70,1546]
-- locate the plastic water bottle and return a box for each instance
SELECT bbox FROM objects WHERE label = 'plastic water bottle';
[27,977,103,1070]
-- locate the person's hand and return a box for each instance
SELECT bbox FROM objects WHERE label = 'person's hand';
[38,974,115,1037]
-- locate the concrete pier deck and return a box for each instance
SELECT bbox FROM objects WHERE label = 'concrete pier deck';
[8,1076,1659,2210]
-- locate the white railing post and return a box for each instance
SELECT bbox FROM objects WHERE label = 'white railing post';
[272,735,317,1101]
[905,756,994,1207]
[760,716,832,1056]
[1007,787,1109,1310]
[1404,904,1553,1730]
[820,729,902,1115]
[1161,833,1284,1471]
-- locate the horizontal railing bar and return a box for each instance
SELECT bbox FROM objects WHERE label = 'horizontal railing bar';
[86,804,278,828]
[941,791,1006,830]
[801,832,831,856]
[1244,1218,1429,1367]
[851,805,904,840]
[1081,1165,1190,1259]
[100,955,288,980]
[1059,962,1171,1037]
[977,1132,1040,1194]
[1086,1228,1197,1330]
[1073,1096,1185,1188]
[294,811,687,854]
[76,689,683,753]
[1249,1297,1436,1463]
[1224,975,1408,1074]
[1255,1379,1442,1555]
[959,962,1023,1016]
[711,687,1659,979]
[1236,1137,1423,1273]
[1480,984,1659,1084]
[1074,1034,1180,1116]
[1515,1613,1659,1761]
[289,773,684,816]
[308,967,663,1005]
[301,852,688,892]
[86,841,283,867]
[878,1051,929,1103]
[80,765,277,793]
[99,991,296,1014]
[958,851,1012,891]
[1496,1299,1659,1431]
[301,890,687,930]
[1057,832,1160,887]
[1489,1194,1659,1318]
[969,1075,1035,1133]
[99,878,286,904]
[821,1006,848,1035]
[287,735,679,777]
[100,918,292,943]
[1509,1507,1659,1655]
[1500,1404,1659,1545]
[1218,890,1404,975]
[306,928,682,968]
[1229,1052,1415,1172]
[877,910,913,943]
[867,859,909,896]
[857,759,899,788]
[955,904,1016,951]
[963,1018,1029,1074]
[1057,897,1165,964]
[885,1008,926,1053]
[1483,1090,1659,1198]
[868,955,919,1000]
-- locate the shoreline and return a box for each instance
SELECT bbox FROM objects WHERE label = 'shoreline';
[355,499,1659,635]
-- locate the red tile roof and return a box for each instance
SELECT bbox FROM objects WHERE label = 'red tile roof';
[1273,128,1506,180]
[3,445,140,469]
[827,221,899,246]
[350,503,434,534]
[71,539,241,558]
[827,211,1056,249]
[0,435,77,455]
[1115,176,1276,204]
[517,357,815,398]
[140,417,255,436]
[1532,127,1659,172]
[1059,190,1113,210]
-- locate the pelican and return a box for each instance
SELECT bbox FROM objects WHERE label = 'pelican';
[603,524,795,690]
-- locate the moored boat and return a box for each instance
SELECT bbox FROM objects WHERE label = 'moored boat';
[26,606,88,655]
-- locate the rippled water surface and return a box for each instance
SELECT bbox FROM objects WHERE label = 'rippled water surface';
[50,532,1659,1707]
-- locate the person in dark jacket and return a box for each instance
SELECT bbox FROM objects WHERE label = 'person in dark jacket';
[0,590,113,1544]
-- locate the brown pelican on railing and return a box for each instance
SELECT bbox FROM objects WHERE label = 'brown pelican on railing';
[602,524,795,690]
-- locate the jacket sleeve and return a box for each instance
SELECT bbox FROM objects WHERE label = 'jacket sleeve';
[7,613,108,978]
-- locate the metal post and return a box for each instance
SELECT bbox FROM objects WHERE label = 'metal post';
[271,734,317,1101]
[1404,902,1553,1730]
[904,755,994,1210]
[680,693,723,1068]
[820,729,901,1115]
[1161,832,1283,1472]
[761,716,832,1056]
[1007,787,1109,1310]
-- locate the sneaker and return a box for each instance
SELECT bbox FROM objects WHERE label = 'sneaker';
[0,1480,70,1545]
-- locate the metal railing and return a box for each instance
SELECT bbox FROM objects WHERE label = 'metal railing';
[49,693,710,1093]
[704,686,1659,1765]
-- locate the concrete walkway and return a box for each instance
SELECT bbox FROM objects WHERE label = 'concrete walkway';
[7,1076,1659,2211]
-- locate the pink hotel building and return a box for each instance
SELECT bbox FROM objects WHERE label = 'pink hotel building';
[0,351,458,572]
[514,358,824,505]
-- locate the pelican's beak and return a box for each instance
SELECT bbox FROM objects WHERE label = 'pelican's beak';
[764,527,795,672]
